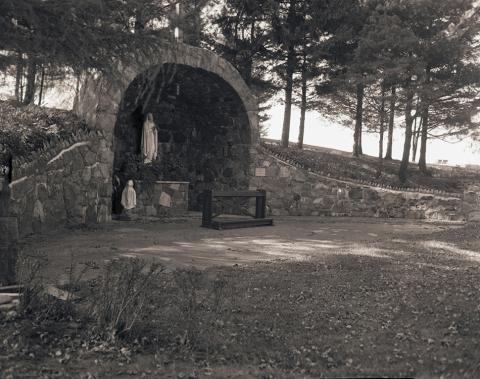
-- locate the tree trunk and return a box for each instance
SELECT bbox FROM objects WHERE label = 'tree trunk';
[298,51,307,149]
[73,72,81,110]
[398,85,415,183]
[281,49,294,147]
[376,84,386,177]
[190,1,203,46]
[411,97,420,161]
[418,106,429,173]
[418,67,431,174]
[37,66,46,106]
[20,74,24,102]
[23,57,37,105]
[242,20,255,86]
[281,0,297,148]
[14,53,24,102]
[411,116,422,162]
[385,86,396,160]
[378,84,386,159]
[353,82,364,157]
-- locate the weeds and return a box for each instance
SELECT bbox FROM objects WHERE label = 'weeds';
[63,251,98,301]
[89,258,164,341]
[172,268,205,345]
[15,250,48,315]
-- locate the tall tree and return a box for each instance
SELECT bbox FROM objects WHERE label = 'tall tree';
[0,0,175,86]
[384,85,396,160]
[211,0,278,124]
[315,0,374,156]
[271,0,301,147]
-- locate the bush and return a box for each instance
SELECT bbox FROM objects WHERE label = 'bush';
[88,258,164,341]
[0,100,90,161]
[16,250,48,315]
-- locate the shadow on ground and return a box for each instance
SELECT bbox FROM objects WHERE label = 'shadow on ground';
[6,218,480,378]
[22,217,473,280]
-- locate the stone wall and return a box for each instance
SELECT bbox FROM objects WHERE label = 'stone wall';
[8,130,113,237]
[74,43,260,145]
[249,148,465,221]
[129,181,189,217]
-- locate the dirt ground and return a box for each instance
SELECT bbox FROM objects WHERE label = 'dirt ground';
[22,215,463,283]
[3,216,480,379]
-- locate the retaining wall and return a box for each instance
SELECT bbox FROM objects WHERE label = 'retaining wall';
[249,147,469,222]
[7,130,113,236]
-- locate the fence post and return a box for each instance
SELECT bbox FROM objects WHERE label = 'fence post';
[202,190,213,227]
[255,189,266,219]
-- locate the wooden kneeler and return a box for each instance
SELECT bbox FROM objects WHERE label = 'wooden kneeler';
[201,190,273,230]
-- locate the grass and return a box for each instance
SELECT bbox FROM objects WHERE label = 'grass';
[1,224,479,378]
[262,140,477,193]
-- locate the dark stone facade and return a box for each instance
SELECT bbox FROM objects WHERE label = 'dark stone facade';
[113,65,251,211]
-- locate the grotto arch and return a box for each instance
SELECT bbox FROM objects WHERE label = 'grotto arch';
[74,44,260,215]
[74,43,259,143]
[113,63,253,211]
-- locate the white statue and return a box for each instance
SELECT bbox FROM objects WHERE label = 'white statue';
[121,180,137,210]
[141,113,158,164]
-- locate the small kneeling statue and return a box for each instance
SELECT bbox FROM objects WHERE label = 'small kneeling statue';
[121,180,137,220]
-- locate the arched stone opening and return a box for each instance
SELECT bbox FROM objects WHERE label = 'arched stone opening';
[112,63,252,213]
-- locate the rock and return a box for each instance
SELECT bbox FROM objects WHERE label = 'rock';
[467,210,480,222]
[349,187,363,200]
[0,302,16,311]
[0,294,14,305]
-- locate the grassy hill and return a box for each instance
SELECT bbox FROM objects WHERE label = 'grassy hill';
[0,100,89,161]
[262,139,478,194]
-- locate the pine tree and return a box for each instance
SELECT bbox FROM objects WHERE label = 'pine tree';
[210,0,278,126]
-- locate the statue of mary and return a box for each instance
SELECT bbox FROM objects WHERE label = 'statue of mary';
[141,113,158,164]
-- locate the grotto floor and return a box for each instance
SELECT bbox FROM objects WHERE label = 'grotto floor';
[20,215,468,284]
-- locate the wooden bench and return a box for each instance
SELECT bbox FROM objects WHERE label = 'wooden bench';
[201,190,273,230]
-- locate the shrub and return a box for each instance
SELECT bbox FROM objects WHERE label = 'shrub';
[88,258,164,341]
[16,250,48,315]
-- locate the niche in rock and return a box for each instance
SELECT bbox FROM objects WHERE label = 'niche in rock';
[113,63,252,211]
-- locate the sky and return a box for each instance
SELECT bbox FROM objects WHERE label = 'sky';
[265,103,480,166]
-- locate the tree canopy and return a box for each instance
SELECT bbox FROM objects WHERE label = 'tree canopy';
[1,0,479,180]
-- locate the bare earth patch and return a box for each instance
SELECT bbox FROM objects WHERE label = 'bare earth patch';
[1,218,479,378]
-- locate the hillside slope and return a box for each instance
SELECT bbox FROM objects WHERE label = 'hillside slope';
[0,100,89,161]
[262,140,477,194]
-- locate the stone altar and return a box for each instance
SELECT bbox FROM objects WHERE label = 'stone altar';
[130,181,189,218]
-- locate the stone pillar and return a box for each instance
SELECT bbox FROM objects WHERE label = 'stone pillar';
[0,186,18,285]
